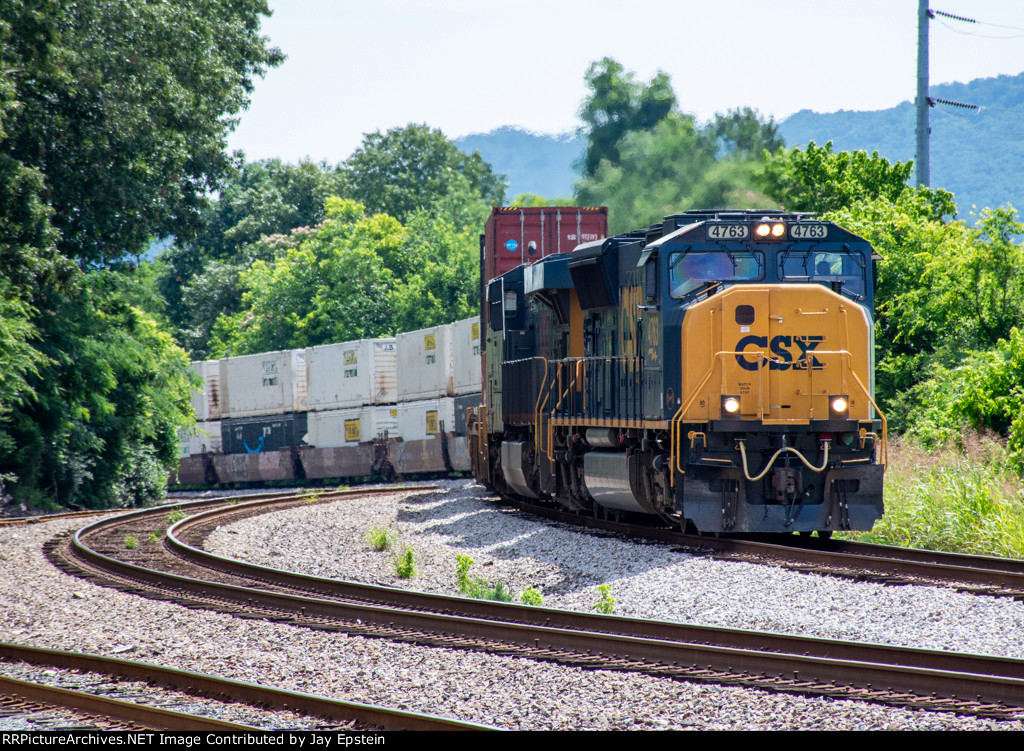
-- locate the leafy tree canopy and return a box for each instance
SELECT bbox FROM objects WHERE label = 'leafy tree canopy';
[1,0,283,266]
[578,58,677,178]
[343,124,506,223]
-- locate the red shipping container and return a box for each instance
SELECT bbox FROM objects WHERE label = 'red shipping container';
[480,206,608,289]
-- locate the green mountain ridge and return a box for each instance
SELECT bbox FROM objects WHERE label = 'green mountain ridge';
[458,71,1024,216]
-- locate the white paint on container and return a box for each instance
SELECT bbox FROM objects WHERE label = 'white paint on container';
[219,349,306,418]
[177,420,222,456]
[396,324,453,400]
[395,398,456,442]
[451,317,483,396]
[306,338,397,410]
[306,405,399,447]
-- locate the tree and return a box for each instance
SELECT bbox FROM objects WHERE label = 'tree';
[209,199,402,355]
[711,107,785,158]
[578,58,676,177]
[343,124,506,223]
[577,112,776,233]
[761,141,928,215]
[1,0,283,266]
[158,159,347,357]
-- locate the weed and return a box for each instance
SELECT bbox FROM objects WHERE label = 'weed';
[147,531,161,543]
[165,508,187,525]
[336,484,350,491]
[124,535,138,550]
[520,586,544,606]
[455,553,512,601]
[594,583,615,614]
[395,546,416,579]
[365,525,397,551]
[841,432,1024,558]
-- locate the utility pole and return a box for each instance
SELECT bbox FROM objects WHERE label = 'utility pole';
[916,0,930,187]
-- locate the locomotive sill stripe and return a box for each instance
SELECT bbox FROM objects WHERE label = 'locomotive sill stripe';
[549,418,671,430]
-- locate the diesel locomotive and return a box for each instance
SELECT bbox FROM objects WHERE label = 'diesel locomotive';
[471,210,886,535]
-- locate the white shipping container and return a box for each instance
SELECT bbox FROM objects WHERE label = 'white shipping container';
[177,421,222,457]
[451,317,483,396]
[395,398,457,442]
[396,324,453,401]
[305,406,398,447]
[306,338,397,410]
[189,360,222,421]
[220,349,306,418]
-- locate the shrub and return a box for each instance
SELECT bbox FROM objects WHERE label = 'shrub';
[454,553,512,601]
[124,535,138,550]
[395,546,416,579]
[165,508,187,525]
[594,583,615,614]
[365,525,397,551]
[520,586,544,606]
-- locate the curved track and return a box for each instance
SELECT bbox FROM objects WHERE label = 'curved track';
[45,488,1024,720]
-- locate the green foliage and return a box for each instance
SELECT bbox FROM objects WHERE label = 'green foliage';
[0,0,283,266]
[844,435,1024,558]
[575,60,781,233]
[520,586,544,606]
[124,535,137,550]
[158,159,347,357]
[166,508,187,525]
[0,273,196,509]
[208,199,400,355]
[344,124,506,224]
[454,553,512,602]
[147,531,161,543]
[761,141,920,214]
[594,583,616,614]
[395,546,416,579]
[365,525,397,552]
[578,58,676,178]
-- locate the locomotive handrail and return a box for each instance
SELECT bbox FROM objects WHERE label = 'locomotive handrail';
[670,348,887,483]
[532,357,549,456]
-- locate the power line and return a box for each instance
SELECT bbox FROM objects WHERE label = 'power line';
[928,97,979,111]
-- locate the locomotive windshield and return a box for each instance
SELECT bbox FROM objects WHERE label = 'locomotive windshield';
[778,249,866,299]
[668,250,763,298]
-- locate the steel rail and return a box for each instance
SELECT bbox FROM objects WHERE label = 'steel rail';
[0,643,493,731]
[57,494,1024,716]
[0,673,257,731]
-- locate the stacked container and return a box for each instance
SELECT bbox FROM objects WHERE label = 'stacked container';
[220,349,307,418]
[396,398,457,442]
[305,406,398,448]
[306,338,397,410]
[396,324,453,400]
[189,360,223,421]
[177,421,222,457]
[450,317,482,396]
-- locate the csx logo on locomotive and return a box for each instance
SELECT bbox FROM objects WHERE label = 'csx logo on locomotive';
[735,334,826,371]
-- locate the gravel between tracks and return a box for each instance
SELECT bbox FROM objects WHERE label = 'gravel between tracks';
[3,480,1024,730]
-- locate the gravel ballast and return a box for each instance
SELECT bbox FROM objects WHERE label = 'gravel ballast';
[3,480,1023,730]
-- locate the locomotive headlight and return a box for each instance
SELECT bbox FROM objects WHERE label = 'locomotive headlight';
[722,396,741,415]
[771,222,786,238]
[830,396,849,416]
[754,223,771,238]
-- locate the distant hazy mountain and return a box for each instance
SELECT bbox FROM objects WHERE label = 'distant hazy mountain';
[455,127,583,200]
[458,71,1024,216]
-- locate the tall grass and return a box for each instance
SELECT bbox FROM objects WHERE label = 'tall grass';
[844,432,1024,558]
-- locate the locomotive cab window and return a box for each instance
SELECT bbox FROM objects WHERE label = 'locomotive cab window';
[779,250,865,298]
[668,250,763,299]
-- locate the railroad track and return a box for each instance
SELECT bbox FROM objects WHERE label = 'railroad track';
[46,488,1024,720]
[512,501,1024,598]
[0,642,490,731]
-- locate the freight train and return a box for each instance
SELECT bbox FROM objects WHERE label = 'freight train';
[471,209,886,535]
[171,207,610,488]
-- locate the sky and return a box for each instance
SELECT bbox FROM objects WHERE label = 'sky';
[226,1,1024,165]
